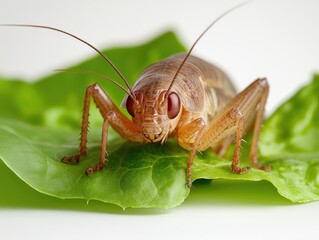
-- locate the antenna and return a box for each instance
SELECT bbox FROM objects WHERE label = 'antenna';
[165,0,253,96]
[0,24,136,100]
[55,69,136,99]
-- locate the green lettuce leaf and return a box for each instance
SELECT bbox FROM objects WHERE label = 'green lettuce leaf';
[0,31,319,209]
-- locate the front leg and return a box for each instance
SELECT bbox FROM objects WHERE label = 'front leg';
[177,118,206,188]
[62,83,143,174]
[178,109,245,188]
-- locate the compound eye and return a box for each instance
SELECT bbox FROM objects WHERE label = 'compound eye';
[126,96,135,117]
[167,92,180,119]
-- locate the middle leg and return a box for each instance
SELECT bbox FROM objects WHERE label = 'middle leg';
[198,78,270,173]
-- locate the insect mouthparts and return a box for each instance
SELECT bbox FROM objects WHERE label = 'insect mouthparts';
[143,131,163,142]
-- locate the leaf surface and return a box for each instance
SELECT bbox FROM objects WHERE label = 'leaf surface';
[1,31,319,208]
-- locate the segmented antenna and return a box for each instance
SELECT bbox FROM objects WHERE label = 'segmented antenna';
[165,0,253,96]
[55,68,136,99]
[0,24,136,100]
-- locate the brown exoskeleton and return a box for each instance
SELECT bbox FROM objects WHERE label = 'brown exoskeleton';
[1,1,270,188]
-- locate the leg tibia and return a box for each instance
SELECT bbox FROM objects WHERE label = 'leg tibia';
[199,78,270,173]
[177,118,206,188]
[62,83,143,176]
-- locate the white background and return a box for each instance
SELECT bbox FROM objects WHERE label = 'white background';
[0,0,319,239]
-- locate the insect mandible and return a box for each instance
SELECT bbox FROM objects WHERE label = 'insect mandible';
[1,1,270,188]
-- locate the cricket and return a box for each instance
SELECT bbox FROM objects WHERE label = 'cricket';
[1,1,270,188]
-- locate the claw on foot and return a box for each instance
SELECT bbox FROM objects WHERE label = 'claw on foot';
[186,178,194,189]
[61,154,80,164]
[232,164,271,174]
[255,164,271,171]
[232,166,250,174]
[86,162,105,176]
